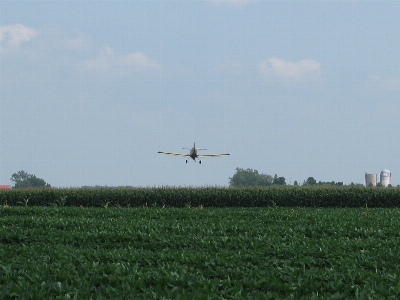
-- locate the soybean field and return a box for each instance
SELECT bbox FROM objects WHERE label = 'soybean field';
[1,206,400,299]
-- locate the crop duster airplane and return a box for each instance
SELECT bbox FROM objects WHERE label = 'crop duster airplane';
[158,142,230,164]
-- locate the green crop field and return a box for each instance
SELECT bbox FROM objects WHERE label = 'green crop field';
[1,206,400,299]
[1,186,400,208]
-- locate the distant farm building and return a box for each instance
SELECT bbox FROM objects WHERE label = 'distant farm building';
[365,170,392,187]
[365,173,377,187]
[380,169,392,187]
[0,185,11,190]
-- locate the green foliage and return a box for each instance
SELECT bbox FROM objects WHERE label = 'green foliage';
[350,182,364,187]
[1,185,400,208]
[272,174,286,185]
[17,196,29,207]
[229,167,273,187]
[10,170,50,189]
[1,207,399,298]
[305,177,317,185]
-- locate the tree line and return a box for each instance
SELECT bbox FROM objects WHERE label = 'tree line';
[10,170,50,188]
[7,168,394,189]
[229,168,286,187]
[229,168,366,188]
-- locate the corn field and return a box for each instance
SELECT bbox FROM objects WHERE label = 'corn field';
[1,186,399,207]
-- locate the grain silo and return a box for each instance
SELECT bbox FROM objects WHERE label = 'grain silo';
[380,169,391,187]
[365,173,377,187]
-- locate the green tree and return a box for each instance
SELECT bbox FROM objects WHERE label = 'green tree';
[272,174,286,185]
[229,168,273,187]
[305,177,317,185]
[10,170,50,188]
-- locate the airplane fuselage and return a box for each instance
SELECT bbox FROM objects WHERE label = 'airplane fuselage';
[189,143,198,161]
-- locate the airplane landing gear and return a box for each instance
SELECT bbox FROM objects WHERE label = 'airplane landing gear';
[199,160,201,164]
[186,160,188,164]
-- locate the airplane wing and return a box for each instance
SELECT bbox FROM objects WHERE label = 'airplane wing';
[158,151,190,157]
[198,153,230,157]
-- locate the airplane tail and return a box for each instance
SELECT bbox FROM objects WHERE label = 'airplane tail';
[183,142,206,150]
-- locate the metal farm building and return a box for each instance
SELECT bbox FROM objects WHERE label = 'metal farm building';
[365,173,377,187]
[380,169,392,187]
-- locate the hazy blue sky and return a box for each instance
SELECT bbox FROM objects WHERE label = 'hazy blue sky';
[1,0,399,187]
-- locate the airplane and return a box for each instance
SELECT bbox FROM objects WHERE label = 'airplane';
[158,142,230,164]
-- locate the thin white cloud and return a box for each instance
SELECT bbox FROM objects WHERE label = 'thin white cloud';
[258,57,321,81]
[1,24,160,77]
[0,24,39,53]
[79,46,161,76]
[207,0,254,8]
[121,52,160,69]
[59,31,93,51]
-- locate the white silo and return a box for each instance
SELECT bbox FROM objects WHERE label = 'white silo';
[365,173,377,187]
[380,169,391,187]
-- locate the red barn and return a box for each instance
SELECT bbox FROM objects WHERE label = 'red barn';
[0,185,11,189]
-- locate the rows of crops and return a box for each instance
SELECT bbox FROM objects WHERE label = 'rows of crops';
[1,206,400,298]
[1,186,400,207]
